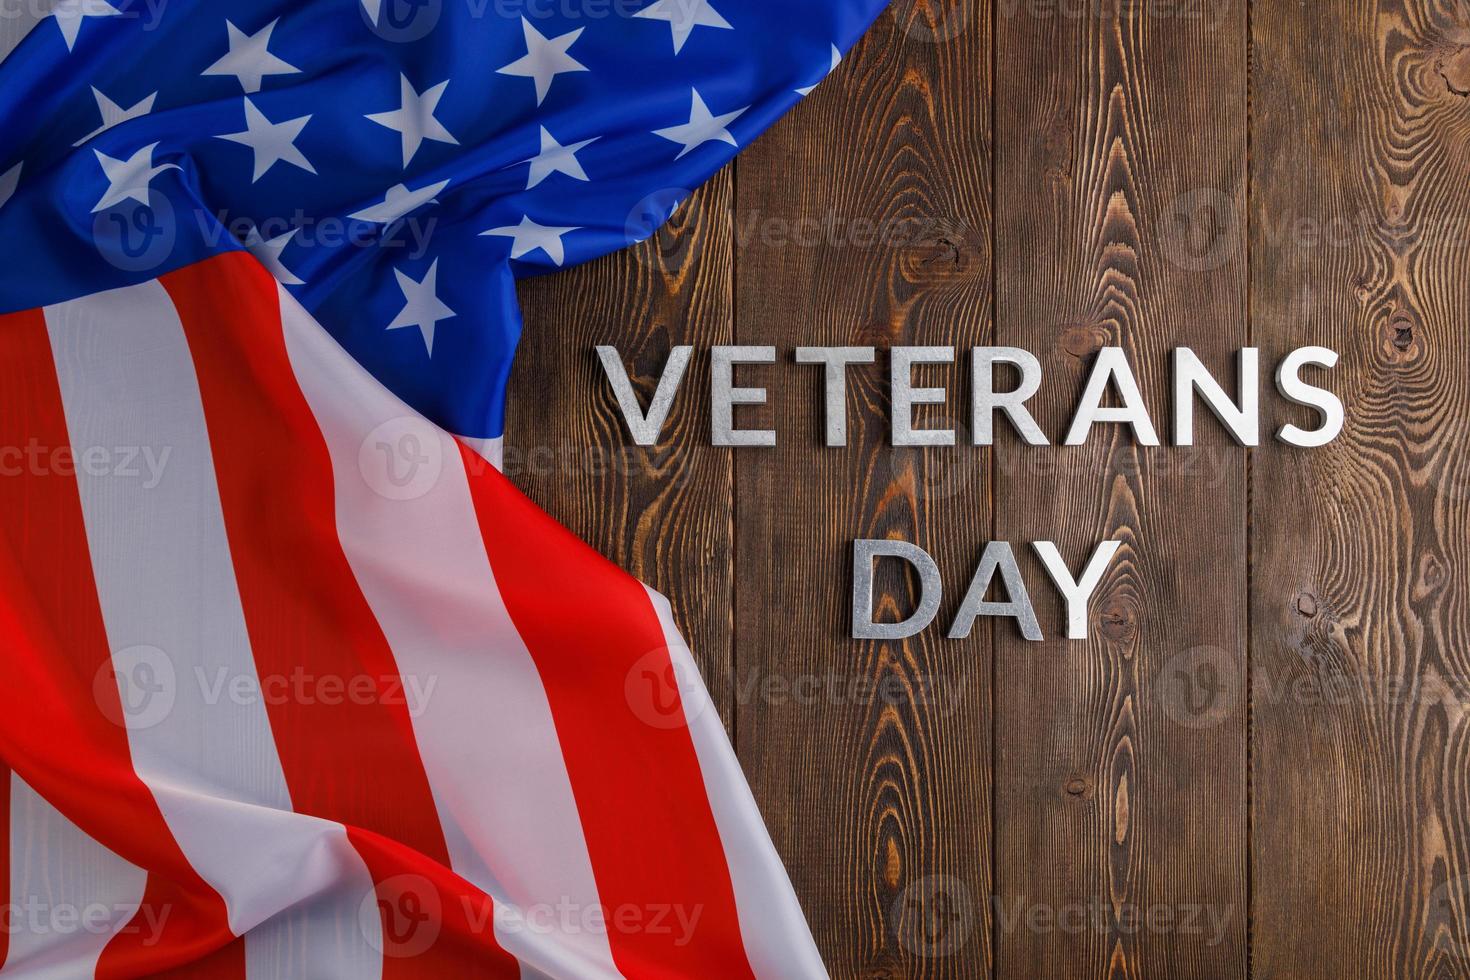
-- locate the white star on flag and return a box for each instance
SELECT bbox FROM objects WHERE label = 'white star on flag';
[348,179,450,225]
[216,97,315,182]
[202,19,300,95]
[240,225,305,285]
[634,0,731,55]
[0,162,21,211]
[480,215,579,266]
[653,88,747,160]
[522,126,597,190]
[72,86,157,147]
[796,45,843,96]
[387,259,455,355]
[47,0,119,52]
[496,18,588,106]
[90,143,180,213]
[366,74,459,168]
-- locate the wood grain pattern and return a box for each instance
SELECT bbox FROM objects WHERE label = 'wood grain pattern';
[506,0,1470,976]
[732,1,993,975]
[1250,0,1470,976]
[991,0,1249,977]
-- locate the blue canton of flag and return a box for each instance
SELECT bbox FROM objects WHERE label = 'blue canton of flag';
[0,0,886,444]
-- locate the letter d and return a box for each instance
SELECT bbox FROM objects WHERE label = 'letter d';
[853,540,942,640]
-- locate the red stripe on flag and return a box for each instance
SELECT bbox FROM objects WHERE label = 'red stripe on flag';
[160,253,518,979]
[458,441,758,979]
[0,308,242,979]
[119,902,246,980]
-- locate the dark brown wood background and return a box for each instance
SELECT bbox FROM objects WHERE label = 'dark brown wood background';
[507,0,1470,975]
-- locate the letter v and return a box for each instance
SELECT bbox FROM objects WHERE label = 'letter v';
[596,345,693,446]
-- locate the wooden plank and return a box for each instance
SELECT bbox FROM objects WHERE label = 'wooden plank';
[992,1,1249,977]
[732,1,993,975]
[506,172,736,719]
[1250,2,1470,976]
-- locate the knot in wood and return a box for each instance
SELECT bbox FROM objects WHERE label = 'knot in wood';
[1060,323,1107,359]
[1097,600,1136,644]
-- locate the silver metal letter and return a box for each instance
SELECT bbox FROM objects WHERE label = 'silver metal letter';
[973,347,1048,446]
[852,539,942,640]
[891,346,956,447]
[1064,347,1160,446]
[711,346,777,447]
[795,346,876,447]
[1173,347,1259,446]
[946,541,1042,641]
[1032,540,1122,640]
[1274,346,1343,447]
[596,345,692,447]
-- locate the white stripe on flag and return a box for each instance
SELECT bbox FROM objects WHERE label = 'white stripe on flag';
[643,587,829,980]
[462,435,504,471]
[276,286,623,980]
[43,281,383,980]
[0,2,46,65]
[1,773,146,980]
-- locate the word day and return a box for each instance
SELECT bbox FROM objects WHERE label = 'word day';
[852,539,1120,643]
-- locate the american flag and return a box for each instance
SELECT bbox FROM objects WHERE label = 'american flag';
[0,0,885,976]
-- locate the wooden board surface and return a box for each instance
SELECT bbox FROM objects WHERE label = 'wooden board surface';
[1250,0,1470,977]
[506,0,1470,975]
[991,0,1248,976]
[732,2,993,975]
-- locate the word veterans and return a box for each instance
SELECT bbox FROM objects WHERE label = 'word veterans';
[598,345,1344,448]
